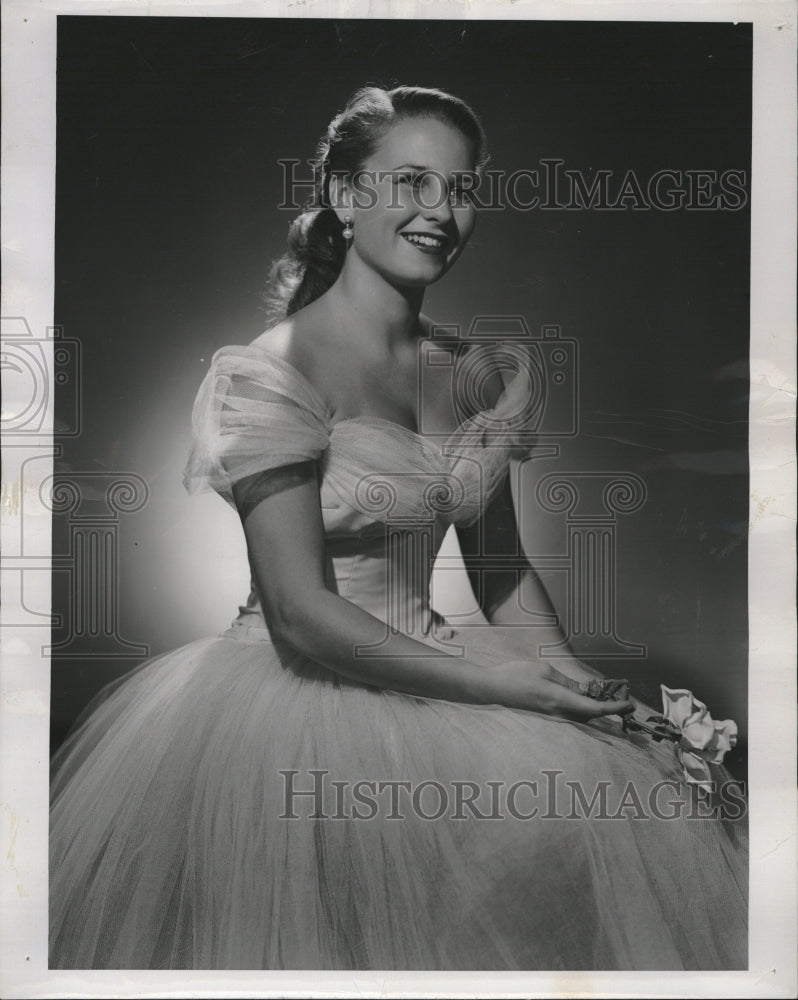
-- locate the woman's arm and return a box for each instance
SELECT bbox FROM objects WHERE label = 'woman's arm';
[454,471,604,684]
[454,475,663,720]
[233,461,630,719]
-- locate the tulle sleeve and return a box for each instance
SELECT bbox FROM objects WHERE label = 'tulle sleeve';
[182,345,332,507]
[438,356,540,522]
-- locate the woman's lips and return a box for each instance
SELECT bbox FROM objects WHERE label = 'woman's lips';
[401,232,450,255]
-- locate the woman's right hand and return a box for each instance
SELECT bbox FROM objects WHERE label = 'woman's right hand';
[491,660,636,720]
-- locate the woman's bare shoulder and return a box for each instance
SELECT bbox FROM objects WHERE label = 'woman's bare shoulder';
[249,312,323,372]
[249,309,339,400]
[249,320,300,362]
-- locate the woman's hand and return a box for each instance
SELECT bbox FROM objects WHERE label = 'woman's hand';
[627,694,664,724]
[541,654,604,686]
[490,660,636,721]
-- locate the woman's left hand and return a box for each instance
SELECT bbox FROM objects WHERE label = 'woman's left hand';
[542,655,604,687]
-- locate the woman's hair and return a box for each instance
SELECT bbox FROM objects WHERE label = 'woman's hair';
[263,84,489,323]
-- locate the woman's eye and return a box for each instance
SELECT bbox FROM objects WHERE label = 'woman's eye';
[391,173,473,205]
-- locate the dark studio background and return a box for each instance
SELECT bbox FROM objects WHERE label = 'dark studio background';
[52,17,751,773]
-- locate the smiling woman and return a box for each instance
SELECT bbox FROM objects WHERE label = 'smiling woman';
[332,120,476,294]
[263,87,487,325]
[48,83,747,971]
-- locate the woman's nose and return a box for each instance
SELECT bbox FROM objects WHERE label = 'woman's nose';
[416,174,454,222]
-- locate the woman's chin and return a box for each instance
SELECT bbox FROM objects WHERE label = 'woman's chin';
[394,257,460,287]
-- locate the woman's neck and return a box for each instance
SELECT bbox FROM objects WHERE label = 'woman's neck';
[323,255,426,355]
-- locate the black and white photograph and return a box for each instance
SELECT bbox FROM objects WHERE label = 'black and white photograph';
[1,2,795,997]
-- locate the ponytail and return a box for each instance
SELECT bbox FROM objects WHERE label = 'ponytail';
[264,207,346,322]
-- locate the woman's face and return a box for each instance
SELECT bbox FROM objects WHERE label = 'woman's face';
[346,116,478,287]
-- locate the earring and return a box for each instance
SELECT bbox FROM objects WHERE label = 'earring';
[342,215,353,243]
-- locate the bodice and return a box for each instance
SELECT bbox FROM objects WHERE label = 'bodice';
[183,343,536,639]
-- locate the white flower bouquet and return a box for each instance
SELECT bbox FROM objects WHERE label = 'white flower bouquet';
[586,679,738,791]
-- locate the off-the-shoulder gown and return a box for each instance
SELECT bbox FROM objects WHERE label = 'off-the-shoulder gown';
[49,343,747,970]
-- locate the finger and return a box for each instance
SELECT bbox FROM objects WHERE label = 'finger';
[545,681,635,721]
[542,665,590,695]
[592,698,636,717]
[543,667,636,717]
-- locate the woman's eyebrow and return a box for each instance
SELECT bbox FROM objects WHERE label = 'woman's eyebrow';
[389,163,471,178]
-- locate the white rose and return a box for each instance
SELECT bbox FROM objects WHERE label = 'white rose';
[660,685,738,791]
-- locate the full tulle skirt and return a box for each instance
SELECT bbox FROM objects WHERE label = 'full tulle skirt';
[50,622,747,970]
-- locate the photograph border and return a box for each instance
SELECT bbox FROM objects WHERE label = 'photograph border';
[1,1,795,997]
